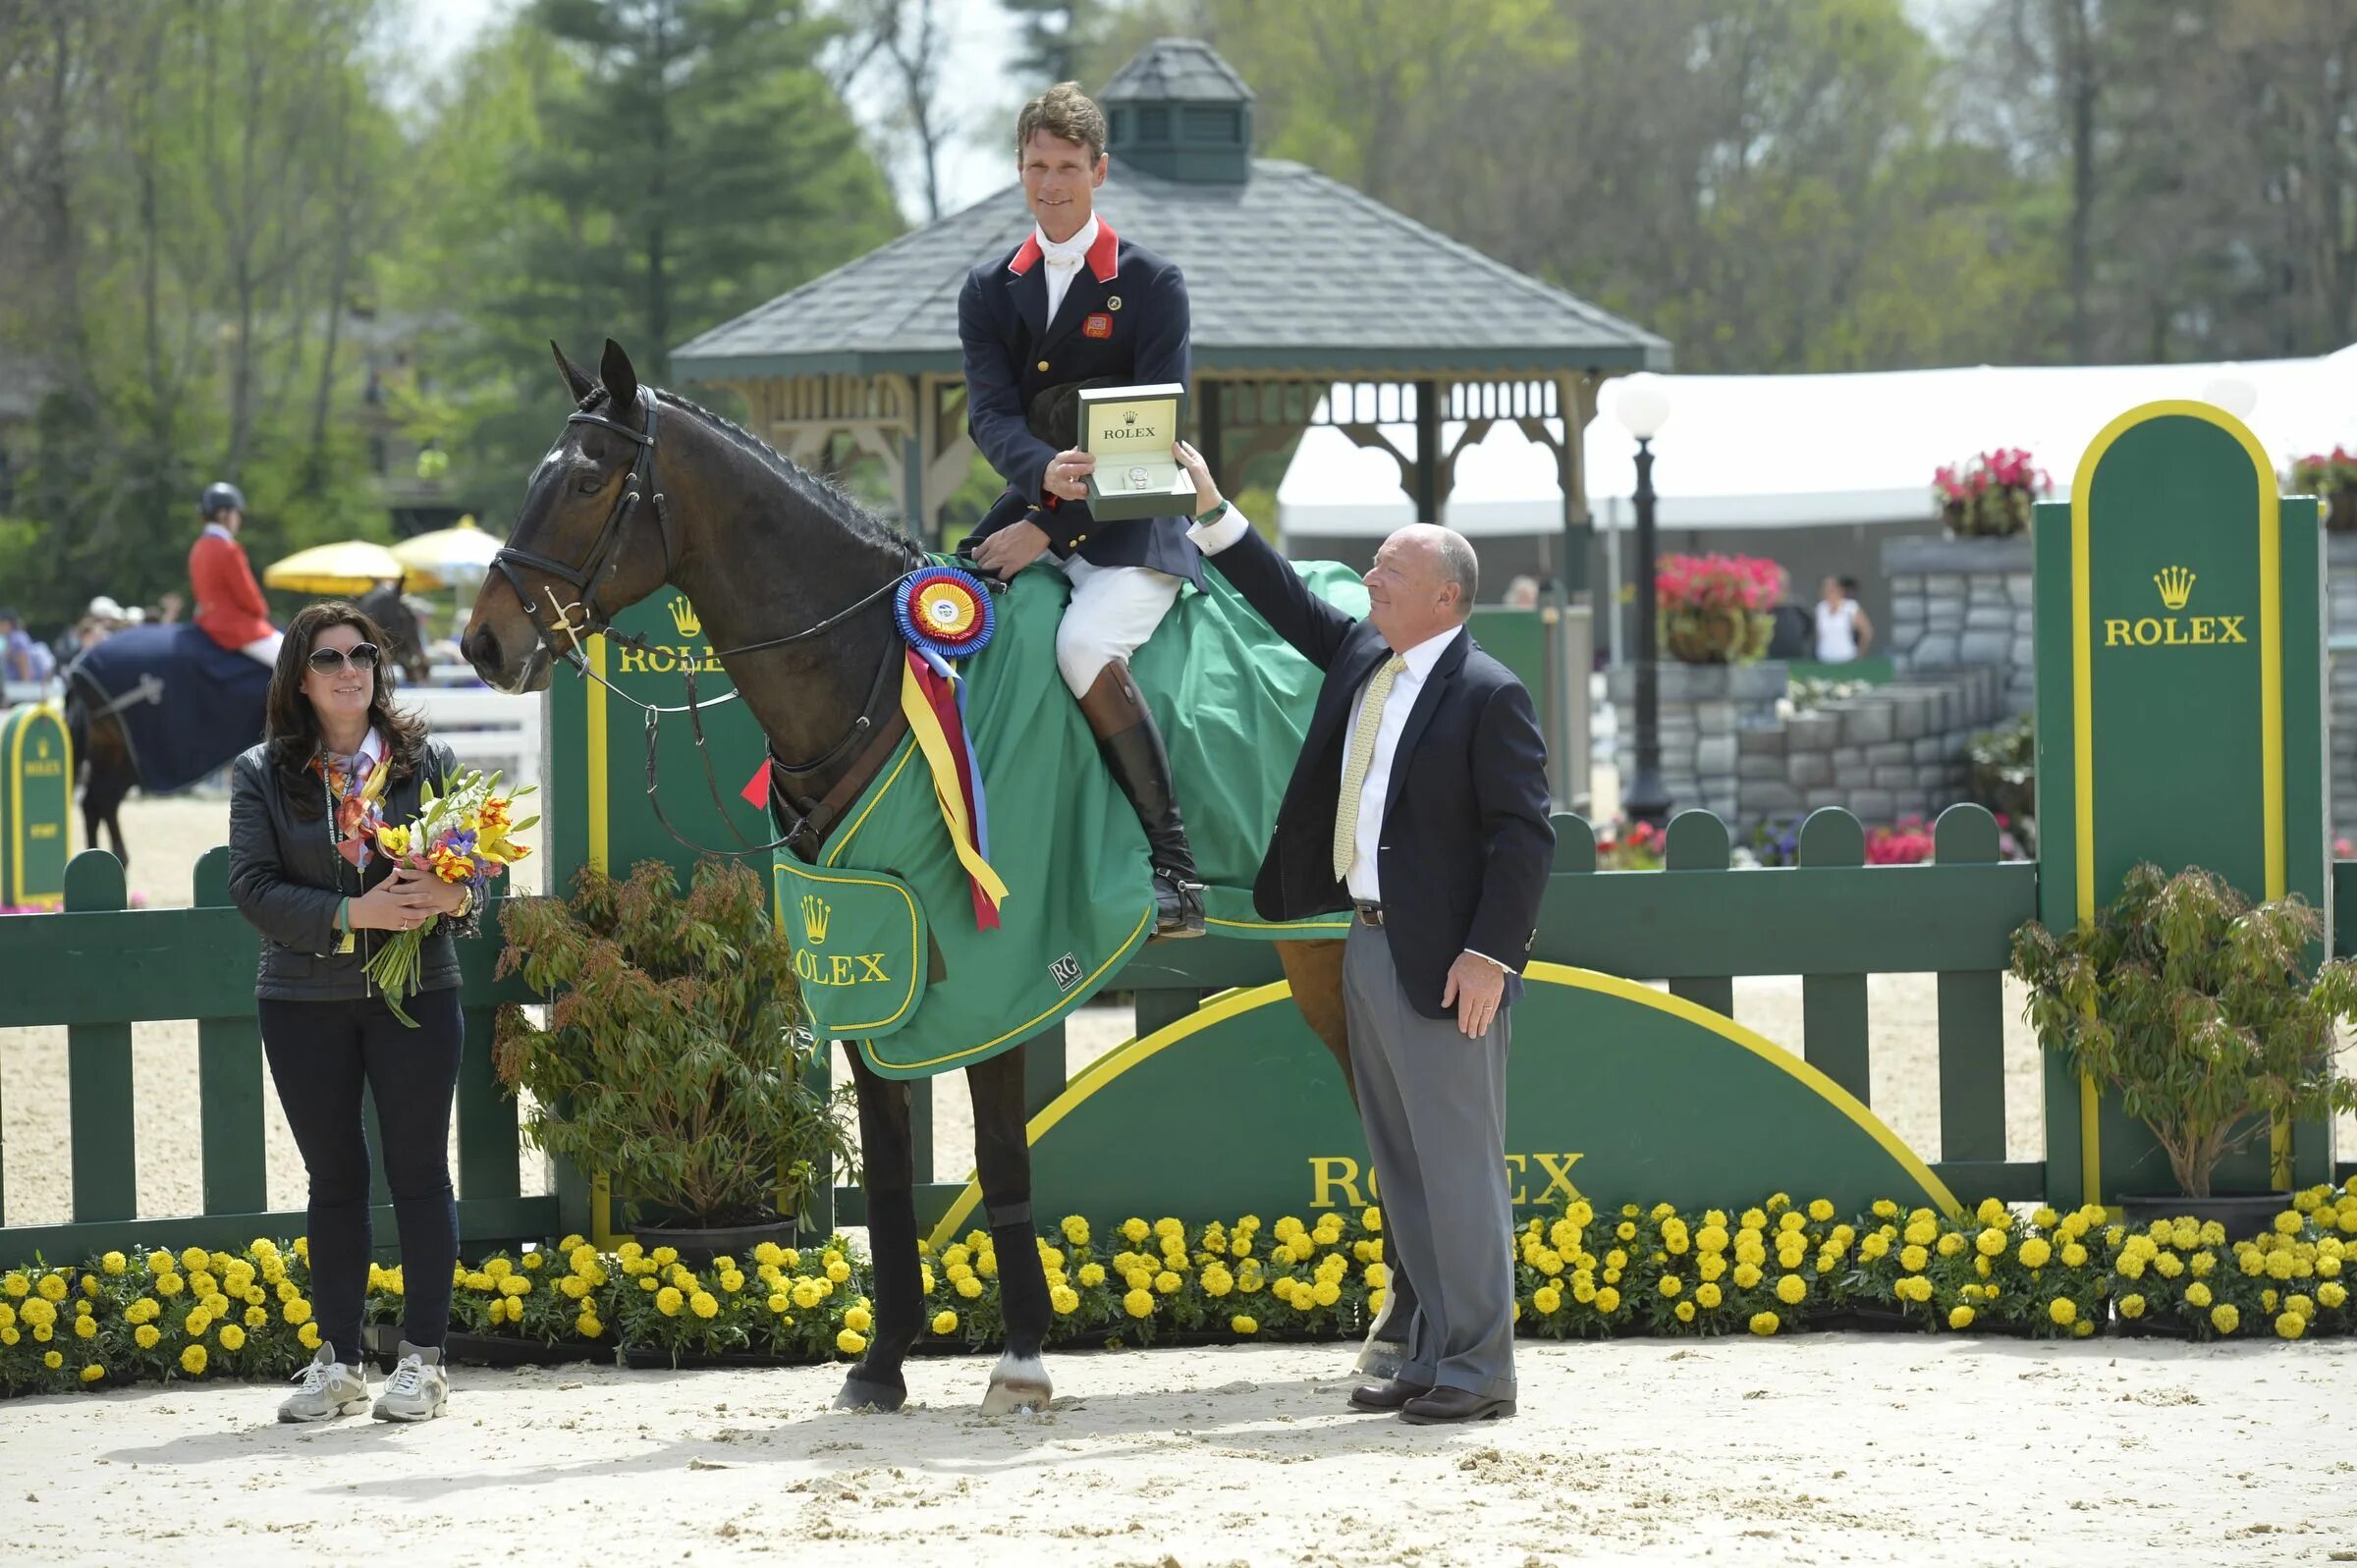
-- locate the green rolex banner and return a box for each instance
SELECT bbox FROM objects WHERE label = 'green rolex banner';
[2033,400,2331,1206]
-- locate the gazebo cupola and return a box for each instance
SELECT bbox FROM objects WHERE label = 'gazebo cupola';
[1100,37,1254,186]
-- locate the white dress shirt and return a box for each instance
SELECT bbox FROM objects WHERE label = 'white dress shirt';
[1336,624,1461,901]
[1035,214,1100,329]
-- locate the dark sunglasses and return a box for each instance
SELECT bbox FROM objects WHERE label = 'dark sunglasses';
[306,643,380,674]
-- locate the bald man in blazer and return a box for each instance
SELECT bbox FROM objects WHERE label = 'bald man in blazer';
[1173,441,1554,1425]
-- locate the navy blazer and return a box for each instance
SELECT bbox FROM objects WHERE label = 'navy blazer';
[958,220,1204,589]
[1206,526,1556,1020]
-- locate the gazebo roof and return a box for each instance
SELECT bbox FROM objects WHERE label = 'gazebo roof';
[672,42,1667,383]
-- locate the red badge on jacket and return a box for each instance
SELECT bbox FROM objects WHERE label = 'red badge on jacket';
[1082,312,1113,340]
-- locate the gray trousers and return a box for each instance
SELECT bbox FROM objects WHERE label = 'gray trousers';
[1343,915,1516,1400]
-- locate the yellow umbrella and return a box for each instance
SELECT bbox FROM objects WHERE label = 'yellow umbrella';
[262,539,411,597]
[390,514,502,589]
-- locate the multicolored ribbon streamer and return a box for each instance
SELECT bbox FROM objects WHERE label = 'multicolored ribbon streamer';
[743,564,1007,927]
[901,647,1007,929]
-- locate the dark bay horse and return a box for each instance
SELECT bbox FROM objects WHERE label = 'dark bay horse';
[464,340,1371,1413]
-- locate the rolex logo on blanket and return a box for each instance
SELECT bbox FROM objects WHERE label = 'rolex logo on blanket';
[763,556,1368,1081]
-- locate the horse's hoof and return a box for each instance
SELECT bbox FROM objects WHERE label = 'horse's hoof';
[833,1372,907,1413]
[980,1351,1051,1416]
[1354,1337,1407,1380]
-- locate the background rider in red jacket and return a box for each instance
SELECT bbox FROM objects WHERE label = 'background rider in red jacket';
[189,481,280,665]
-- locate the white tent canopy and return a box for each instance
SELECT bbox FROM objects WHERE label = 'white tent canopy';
[1276,348,2357,538]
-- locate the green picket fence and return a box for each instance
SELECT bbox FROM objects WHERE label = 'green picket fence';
[4,807,2352,1264]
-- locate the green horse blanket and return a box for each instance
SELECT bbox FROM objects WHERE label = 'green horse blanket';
[773,556,1364,1080]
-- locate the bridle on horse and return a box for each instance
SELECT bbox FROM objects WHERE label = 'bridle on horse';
[489,386,931,860]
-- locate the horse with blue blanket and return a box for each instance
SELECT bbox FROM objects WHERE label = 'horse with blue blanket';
[465,341,1384,1415]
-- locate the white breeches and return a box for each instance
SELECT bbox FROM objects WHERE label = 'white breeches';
[241,632,284,667]
[1056,557,1183,695]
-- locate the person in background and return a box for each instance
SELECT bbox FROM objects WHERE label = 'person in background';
[156,590,187,625]
[1503,575,1541,611]
[1,607,54,684]
[1814,573,1873,664]
[190,481,282,666]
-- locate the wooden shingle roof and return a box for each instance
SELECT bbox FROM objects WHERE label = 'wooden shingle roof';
[673,159,1669,381]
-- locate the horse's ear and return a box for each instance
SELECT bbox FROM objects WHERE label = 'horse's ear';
[599,339,640,410]
[551,341,597,406]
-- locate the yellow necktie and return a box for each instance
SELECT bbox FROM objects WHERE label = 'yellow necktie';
[1334,653,1408,884]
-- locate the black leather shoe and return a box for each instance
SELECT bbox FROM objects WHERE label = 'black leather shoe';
[1346,1378,1431,1413]
[1398,1385,1515,1425]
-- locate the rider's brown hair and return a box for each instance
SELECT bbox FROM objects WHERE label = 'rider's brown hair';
[265,601,430,818]
[1015,81,1108,162]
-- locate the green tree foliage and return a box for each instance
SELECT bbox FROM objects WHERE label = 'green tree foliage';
[0,0,404,629]
[392,0,902,512]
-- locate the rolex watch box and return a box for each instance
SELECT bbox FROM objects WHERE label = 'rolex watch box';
[1077,382,1195,521]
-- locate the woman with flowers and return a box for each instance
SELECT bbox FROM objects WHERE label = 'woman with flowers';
[226,603,480,1424]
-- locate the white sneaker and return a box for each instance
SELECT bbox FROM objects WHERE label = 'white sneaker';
[371,1340,448,1422]
[278,1345,371,1423]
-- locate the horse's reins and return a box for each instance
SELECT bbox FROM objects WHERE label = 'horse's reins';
[489,386,935,861]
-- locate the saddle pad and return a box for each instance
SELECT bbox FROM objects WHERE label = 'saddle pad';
[67,624,272,794]
[784,553,1365,1080]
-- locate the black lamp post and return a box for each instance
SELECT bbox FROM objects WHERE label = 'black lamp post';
[1613,373,1672,828]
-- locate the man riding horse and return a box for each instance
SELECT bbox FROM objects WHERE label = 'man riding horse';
[959,82,1206,939]
[190,481,282,666]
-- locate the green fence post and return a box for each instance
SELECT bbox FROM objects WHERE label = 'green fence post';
[1798,809,1871,1106]
[64,850,138,1222]
[1665,812,1733,1016]
[455,1002,521,1206]
[192,848,268,1217]
[1932,805,2008,1172]
[1133,985,1204,1040]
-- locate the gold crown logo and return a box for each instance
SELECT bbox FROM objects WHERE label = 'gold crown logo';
[800,894,830,946]
[1124,410,1138,425]
[668,596,701,638]
[2154,566,2196,612]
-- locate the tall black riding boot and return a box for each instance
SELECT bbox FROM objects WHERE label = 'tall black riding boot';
[1079,660,1206,938]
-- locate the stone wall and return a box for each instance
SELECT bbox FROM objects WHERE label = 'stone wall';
[1605,662,1786,825]
[1607,661,2001,832]
[1732,668,2003,829]
[1880,535,2035,716]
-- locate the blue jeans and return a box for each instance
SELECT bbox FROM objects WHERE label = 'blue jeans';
[257,988,463,1364]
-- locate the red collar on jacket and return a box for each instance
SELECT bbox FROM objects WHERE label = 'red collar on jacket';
[1007,218,1120,283]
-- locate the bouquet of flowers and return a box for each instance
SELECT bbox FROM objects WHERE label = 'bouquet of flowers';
[364,769,536,1025]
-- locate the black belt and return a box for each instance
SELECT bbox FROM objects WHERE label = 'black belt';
[1354,900,1385,927]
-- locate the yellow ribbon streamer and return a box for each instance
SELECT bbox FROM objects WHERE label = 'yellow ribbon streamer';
[900,660,1011,913]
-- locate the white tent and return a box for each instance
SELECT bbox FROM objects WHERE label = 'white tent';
[1276,348,2357,539]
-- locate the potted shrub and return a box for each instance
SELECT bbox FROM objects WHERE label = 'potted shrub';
[493,857,855,1264]
[1933,449,2050,537]
[2288,448,2357,532]
[1656,553,1780,665]
[2010,864,2357,1236]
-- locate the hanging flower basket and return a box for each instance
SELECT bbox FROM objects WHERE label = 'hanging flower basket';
[1933,450,2051,538]
[1655,553,1779,665]
[2288,449,2357,532]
